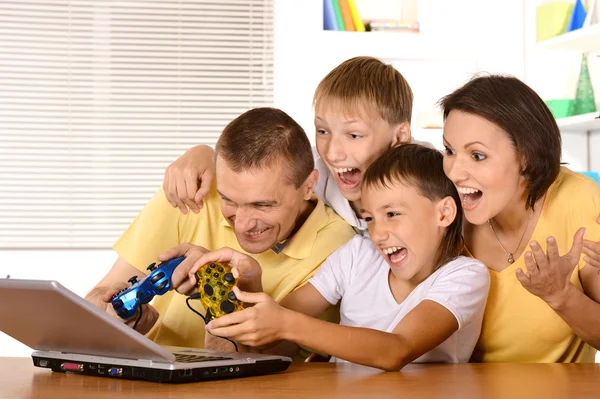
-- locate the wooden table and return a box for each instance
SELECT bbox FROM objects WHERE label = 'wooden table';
[2,357,600,399]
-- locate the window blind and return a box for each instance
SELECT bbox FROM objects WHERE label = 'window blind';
[0,0,274,248]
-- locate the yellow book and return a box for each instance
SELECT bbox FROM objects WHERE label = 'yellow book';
[347,0,366,32]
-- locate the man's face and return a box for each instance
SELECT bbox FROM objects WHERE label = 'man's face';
[216,156,313,254]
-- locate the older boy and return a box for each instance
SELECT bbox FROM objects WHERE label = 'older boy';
[163,56,418,235]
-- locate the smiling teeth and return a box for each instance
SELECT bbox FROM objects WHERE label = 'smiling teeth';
[334,167,357,174]
[247,228,267,237]
[383,246,403,254]
[456,187,480,195]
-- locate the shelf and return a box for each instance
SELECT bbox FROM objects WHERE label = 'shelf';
[535,24,600,52]
[556,112,600,132]
[317,30,477,63]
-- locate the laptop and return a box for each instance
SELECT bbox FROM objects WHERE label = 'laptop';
[0,279,291,383]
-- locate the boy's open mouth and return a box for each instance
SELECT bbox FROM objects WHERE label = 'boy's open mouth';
[334,167,361,188]
[383,246,408,264]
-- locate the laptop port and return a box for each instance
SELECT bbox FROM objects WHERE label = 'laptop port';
[178,369,193,377]
[108,367,123,376]
[38,359,49,367]
[61,362,83,372]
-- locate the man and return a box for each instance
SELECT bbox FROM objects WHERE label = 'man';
[85,107,355,351]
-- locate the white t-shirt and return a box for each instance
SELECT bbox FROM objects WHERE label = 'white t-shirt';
[312,138,435,235]
[308,235,490,364]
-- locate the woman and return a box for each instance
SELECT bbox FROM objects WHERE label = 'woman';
[440,75,600,362]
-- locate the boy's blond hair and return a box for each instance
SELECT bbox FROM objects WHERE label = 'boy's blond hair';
[313,56,413,125]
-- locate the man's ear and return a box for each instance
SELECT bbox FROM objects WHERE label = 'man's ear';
[391,121,411,147]
[302,169,319,200]
[437,196,457,227]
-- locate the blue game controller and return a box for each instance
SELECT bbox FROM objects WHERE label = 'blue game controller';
[111,256,185,319]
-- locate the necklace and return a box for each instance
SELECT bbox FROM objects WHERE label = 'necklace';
[487,211,533,264]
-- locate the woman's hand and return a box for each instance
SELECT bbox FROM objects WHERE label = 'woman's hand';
[582,216,600,269]
[516,228,585,307]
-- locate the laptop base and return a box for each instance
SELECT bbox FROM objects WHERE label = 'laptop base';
[33,355,291,383]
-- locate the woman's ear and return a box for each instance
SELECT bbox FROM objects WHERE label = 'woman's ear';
[391,122,411,147]
[437,196,457,227]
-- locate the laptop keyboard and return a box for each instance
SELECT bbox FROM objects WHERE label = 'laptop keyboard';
[174,353,232,363]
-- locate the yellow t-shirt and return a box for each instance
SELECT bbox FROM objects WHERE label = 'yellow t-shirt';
[113,184,355,349]
[472,167,600,363]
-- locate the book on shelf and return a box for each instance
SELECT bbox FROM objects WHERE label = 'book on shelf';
[324,0,364,32]
[323,0,338,31]
[338,0,356,31]
[347,0,366,32]
[324,0,417,33]
[331,0,346,31]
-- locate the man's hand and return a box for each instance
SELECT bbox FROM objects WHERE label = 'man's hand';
[163,145,215,214]
[188,247,263,293]
[205,287,286,347]
[86,283,159,335]
[157,243,210,295]
[516,228,586,307]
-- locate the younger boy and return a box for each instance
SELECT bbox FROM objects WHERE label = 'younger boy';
[193,145,490,370]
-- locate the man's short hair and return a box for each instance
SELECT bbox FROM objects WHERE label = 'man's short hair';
[215,107,314,188]
[313,56,413,125]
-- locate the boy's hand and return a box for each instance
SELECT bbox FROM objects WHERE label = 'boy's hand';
[163,145,215,214]
[157,243,210,295]
[205,287,285,347]
[582,216,600,269]
[189,248,263,293]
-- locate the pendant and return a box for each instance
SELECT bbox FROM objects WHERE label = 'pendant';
[507,254,514,264]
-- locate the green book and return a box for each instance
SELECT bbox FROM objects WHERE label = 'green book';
[332,0,345,31]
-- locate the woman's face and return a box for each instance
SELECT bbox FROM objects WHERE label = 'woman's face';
[442,110,527,226]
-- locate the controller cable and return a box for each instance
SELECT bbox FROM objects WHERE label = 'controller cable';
[132,302,143,331]
[186,293,239,352]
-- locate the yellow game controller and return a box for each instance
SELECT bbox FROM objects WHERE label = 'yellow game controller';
[195,262,244,321]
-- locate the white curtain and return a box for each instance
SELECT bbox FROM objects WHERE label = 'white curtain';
[0,0,274,248]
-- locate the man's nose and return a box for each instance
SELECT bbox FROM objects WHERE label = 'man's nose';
[234,208,258,233]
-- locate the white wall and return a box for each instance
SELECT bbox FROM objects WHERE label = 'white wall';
[0,250,115,356]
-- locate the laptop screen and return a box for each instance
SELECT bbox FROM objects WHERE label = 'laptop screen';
[0,279,175,362]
